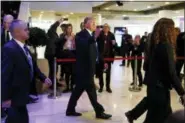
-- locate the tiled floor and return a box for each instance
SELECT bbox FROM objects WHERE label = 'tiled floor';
[2,60,184,123]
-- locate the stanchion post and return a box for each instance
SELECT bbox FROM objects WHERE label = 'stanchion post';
[53,57,57,99]
[134,55,138,88]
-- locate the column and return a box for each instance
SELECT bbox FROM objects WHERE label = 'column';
[97,14,102,26]
[18,2,31,22]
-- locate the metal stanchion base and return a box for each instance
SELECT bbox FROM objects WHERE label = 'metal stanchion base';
[47,91,62,99]
[129,85,141,92]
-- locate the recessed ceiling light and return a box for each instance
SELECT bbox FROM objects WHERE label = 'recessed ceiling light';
[40,11,44,14]
[134,9,137,11]
[165,2,170,5]
[122,15,127,17]
[105,8,109,10]
[147,6,151,9]
[70,12,74,15]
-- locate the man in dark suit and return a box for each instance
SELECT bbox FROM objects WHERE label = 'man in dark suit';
[1,20,52,123]
[120,29,133,67]
[1,14,14,47]
[66,17,112,119]
[176,32,185,82]
[45,18,63,88]
[97,23,117,93]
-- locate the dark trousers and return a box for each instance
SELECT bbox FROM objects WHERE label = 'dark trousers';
[66,83,105,114]
[98,62,112,89]
[131,59,143,85]
[122,52,131,66]
[130,97,147,120]
[144,87,172,123]
[6,106,29,123]
[176,60,184,82]
[46,56,55,83]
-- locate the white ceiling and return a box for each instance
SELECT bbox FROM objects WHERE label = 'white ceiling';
[103,1,181,11]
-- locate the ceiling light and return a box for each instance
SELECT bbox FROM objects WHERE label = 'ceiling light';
[122,15,127,17]
[40,11,44,14]
[134,9,137,11]
[105,8,109,10]
[147,6,151,9]
[116,4,118,7]
[165,2,170,5]
[70,12,74,15]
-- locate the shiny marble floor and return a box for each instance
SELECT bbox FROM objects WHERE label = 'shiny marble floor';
[3,60,185,123]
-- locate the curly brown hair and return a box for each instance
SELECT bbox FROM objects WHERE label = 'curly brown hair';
[149,18,176,59]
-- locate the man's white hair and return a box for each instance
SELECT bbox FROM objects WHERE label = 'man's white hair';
[3,14,14,22]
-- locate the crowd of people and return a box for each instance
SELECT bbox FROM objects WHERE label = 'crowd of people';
[1,13,185,123]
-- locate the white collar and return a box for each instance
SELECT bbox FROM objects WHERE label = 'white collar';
[14,38,25,48]
[86,28,93,36]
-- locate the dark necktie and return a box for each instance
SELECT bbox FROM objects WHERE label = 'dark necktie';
[23,45,34,80]
[5,30,10,42]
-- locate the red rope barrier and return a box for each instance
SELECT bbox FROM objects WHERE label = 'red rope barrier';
[56,56,184,63]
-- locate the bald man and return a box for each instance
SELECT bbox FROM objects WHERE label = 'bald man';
[1,14,14,47]
[66,17,112,119]
[1,20,52,123]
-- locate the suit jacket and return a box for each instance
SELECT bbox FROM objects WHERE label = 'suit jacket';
[45,21,60,58]
[145,42,184,96]
[1,39,46,106]
[1,27,10,47]
[75,29,97,87]
[121,34,132,54]
[97,31,117,63]
[176,32,185,57]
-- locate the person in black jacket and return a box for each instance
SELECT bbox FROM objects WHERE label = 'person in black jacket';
[96,23,117,93]
[1,14,14,47]
[120,29,133,67]
[125,18,185,123]
[56,24,76,92]
[45,18,63,88]
[2,20,52,123]
[130,35,144,87]
[66,17,112,119]
[176,32,185,82]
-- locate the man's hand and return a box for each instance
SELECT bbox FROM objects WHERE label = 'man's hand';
[2,100,11,108]
[112,40,116,45]
[44,78,52,87]
[104,63,108,69]
[58,18,64,23]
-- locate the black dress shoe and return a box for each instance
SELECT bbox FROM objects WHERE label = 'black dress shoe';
[138,84,143,87]
[66,112,82,116]
[106,88,112,93]
[96,112,112,119]
[98,88,103,93]
[29,96,39,103]
[130,82,134,86]
[125,111,134,123]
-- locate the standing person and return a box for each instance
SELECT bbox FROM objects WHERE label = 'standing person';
[130,35,144,87]
[1,14,14,47]
[97,23,117,93]
[176,32,184,82]
[58,24,76,92]
[1,14,14,119]
[45,18,63,88]
[142,18,185,123]
[66,17,112,119]
[120,29,133,67]
[1,20,52,123]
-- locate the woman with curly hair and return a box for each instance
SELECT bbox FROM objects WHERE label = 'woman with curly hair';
[125,18,185,123]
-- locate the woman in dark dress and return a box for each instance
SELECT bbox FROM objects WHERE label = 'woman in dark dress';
[143,18,185,123]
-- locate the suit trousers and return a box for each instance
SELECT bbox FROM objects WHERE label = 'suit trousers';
[131,59,143,85]
[98,62,112,89]
[130,97,147,120]
[6,106,29,123]
[176,60,184,82]
[143,87,172,123]
[66,83,105,114]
